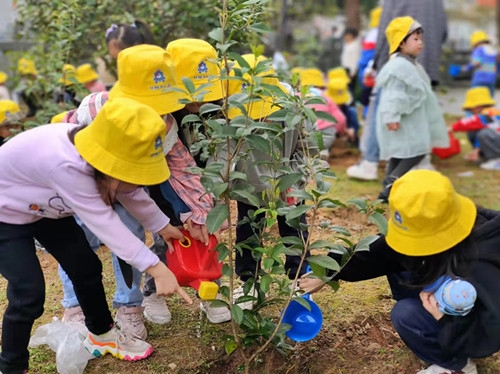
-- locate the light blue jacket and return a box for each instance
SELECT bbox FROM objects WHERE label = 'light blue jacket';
[375,54,449,160]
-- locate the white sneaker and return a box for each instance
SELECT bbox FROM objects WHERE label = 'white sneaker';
[320,149,330,160]
[411,154,436,171]
[142,293,172,325]
[84,325,153,361]
[480,158,500,170]
[62,305,85,324]
[115,306,147,340]
[233,284,257,311]
[200,294,231,324]
[346,160,378,180]
[417,359,477,374]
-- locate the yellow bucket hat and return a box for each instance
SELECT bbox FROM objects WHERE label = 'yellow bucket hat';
[470,30,489,48]
[386,16,422,55]
[75,98,169,185]
[226,54,287,120]
[0,100,25,126]
[50,111,69,124]
[76,63,99,84]
[166,38,223,102]
[327,67,350,83]
[17,58,37,76]
[109,44,184,115]
[462,87,495,110]
[59,64,78,86]
[297,68,325,88]
[0,71,7,84]
[325,79,350,105]
[369,7,383,28]
[386,170,477,257]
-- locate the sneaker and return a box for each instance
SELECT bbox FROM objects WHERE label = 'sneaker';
[62,305,85,324]
[200,294,231,324]
[83,325,153,361]
[411,154,436,171]
[115,306,147,340]
[320,149,330,161]
[142,293,172,325]
[416,359,477,374]
[233,284,257,311]
[346,160,378,180]
[480,158,500,170]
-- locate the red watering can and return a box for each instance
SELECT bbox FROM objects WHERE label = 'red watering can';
[166,229,222,300]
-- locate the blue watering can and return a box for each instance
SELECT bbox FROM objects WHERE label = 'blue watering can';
[448,64,462,78]
[282,293,323,342]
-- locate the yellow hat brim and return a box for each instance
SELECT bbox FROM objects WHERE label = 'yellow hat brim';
[109,82,184,115]
[75,128,170,186]
[386,194,477,256]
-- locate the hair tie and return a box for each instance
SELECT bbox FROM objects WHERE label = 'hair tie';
[105,24,118,38]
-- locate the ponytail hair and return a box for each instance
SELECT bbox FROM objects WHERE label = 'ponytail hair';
[105,20,156,50]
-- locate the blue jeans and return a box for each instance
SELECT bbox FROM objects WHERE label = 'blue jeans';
[58,202,145,309]
[391,298,468,370]
[363,89,381,163]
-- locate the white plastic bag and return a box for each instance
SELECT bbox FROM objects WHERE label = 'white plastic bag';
[29,317,95,374]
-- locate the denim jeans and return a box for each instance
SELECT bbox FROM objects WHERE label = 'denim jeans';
[58,202,145,309]
[360,89,381,163]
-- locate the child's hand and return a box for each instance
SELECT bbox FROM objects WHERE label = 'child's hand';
[146,261,193,304]
[186,218,210,245]
[299,274,326,294]
[158,224,185,253]
[387,122,400,131]
[420,291,444,320]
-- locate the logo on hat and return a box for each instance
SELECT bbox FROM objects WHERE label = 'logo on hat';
[153,70,165,84]
[394,211,403,224]
[241,83,248,91]
[154,135,163,150]
[198,61,208,74]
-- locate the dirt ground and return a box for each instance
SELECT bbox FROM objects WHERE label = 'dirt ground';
[2,131,500,373]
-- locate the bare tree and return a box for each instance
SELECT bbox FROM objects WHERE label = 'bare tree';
[345,0,361,31]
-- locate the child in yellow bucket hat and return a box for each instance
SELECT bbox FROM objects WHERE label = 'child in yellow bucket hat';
[459,30,498,96]
[293,67,346,159]
[77,63,106,93]
[299,169,500,374]
[214,54,312,309]
[450,86,500,169]
[325,78,361,146]
[85,45,215,326]
[374,16,448,202]
[0,71,10,100]
[14,58,42,117]
[0,97,194,372]
[165,38,225,168]
[0,100,25,146]
[55,64,82,107]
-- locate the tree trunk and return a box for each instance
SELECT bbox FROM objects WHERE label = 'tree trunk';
[275,0,288,51]
[345,0,360,31]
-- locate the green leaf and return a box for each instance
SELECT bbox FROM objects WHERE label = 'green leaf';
[206,204,229,234]
[277,173,303,192]
[260,274,273,293]
[290,296,311,311]
[199,103,222,116]
[181,77,196,94]
[355,235,380,252]
[231,304,244,325]
[181,114,201,125]
[330,225,351,236]
[222,263,233,277]
[230,189,261,207]
[285,204,311,220]
[228,171,248,181]
[208,27,224,43]
[315,109,337,123]
[211,182,228,199]
[348,198,368,212]
[224,337,238,355]
[262,257,274,270]
[309,240,335,250]
[307,255,340,271]
[368,211,388,235]
[287,189,313,201]
[246,134,270,153]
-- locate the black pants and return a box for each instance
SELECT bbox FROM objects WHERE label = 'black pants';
[235,201,309,282]
[378,155,425,202]
[0,217,113,374]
